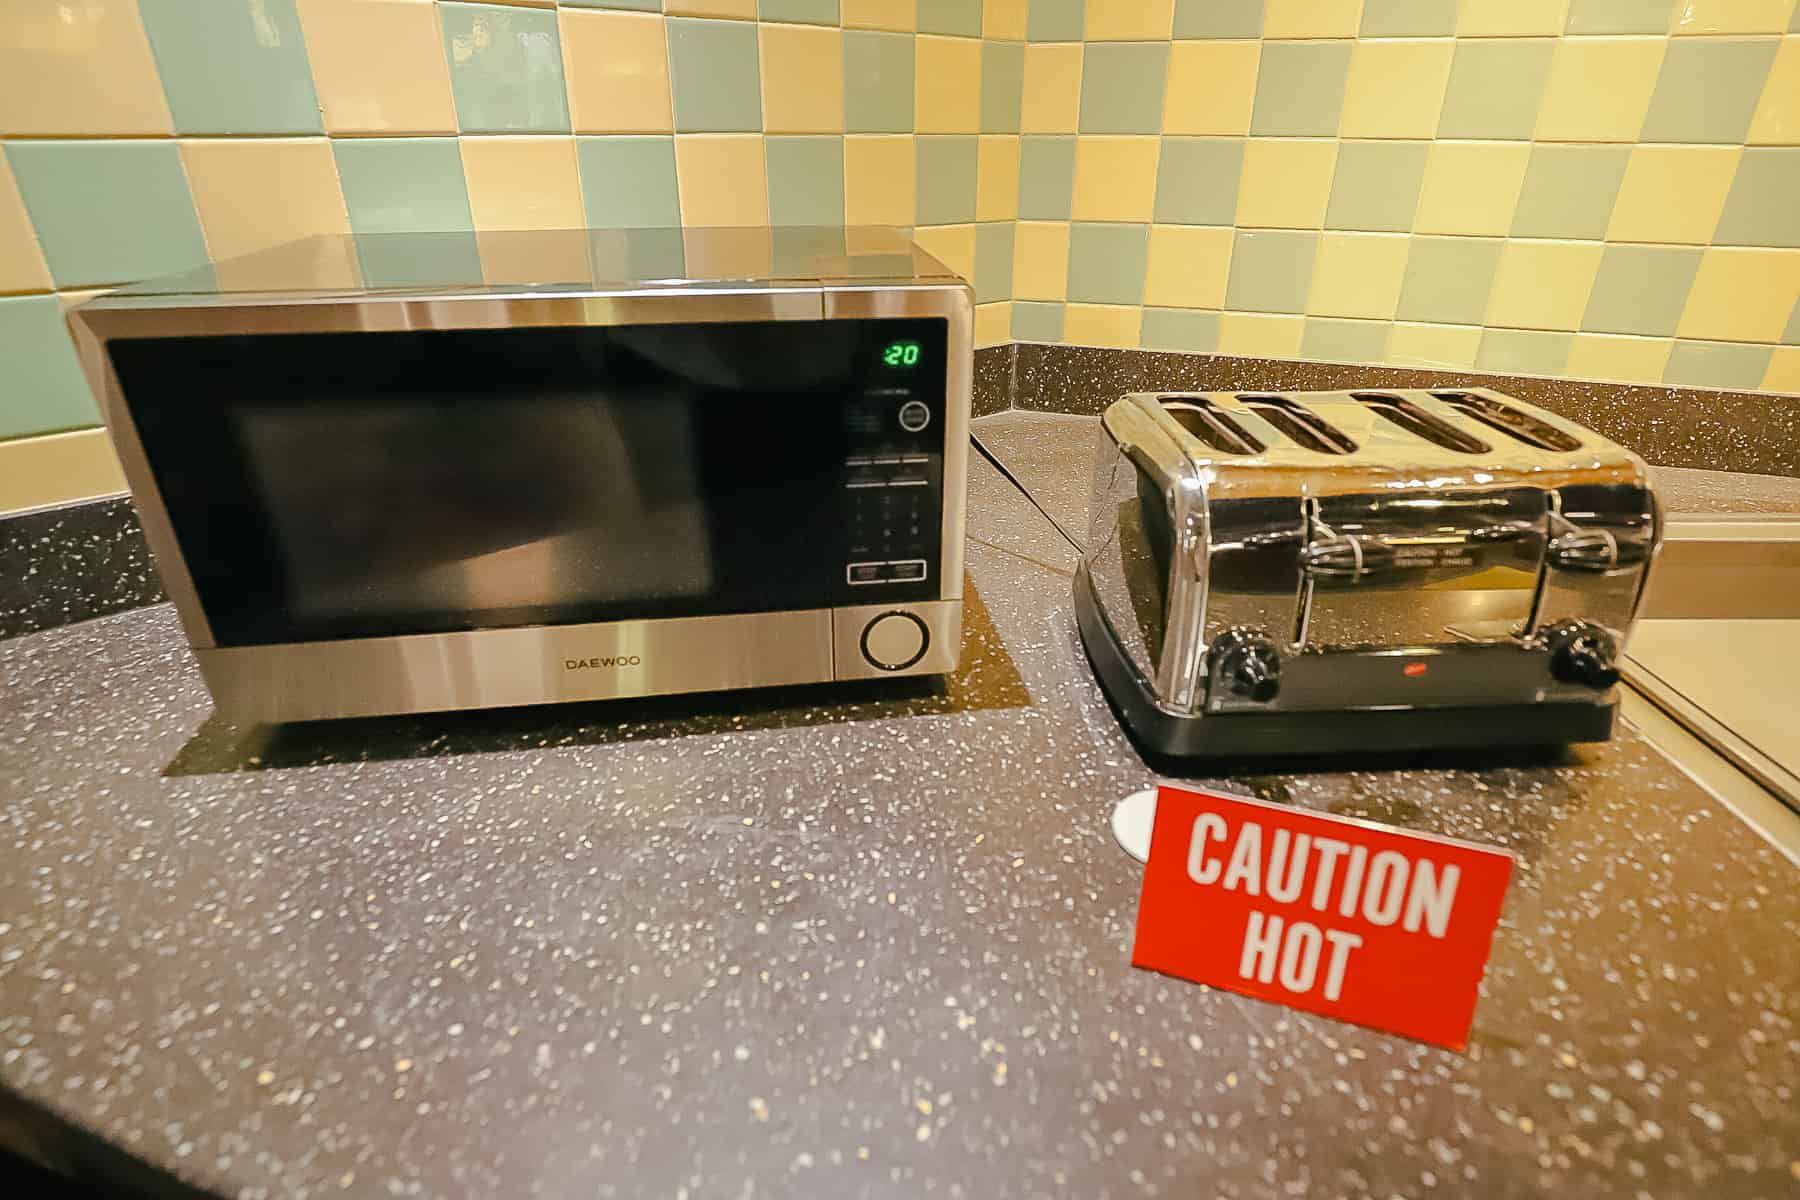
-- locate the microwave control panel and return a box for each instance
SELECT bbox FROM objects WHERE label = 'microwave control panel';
[840,335,945,604]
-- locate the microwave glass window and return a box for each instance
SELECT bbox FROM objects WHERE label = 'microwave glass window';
[109,319,948,646]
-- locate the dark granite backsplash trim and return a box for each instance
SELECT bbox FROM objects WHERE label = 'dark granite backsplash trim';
[0,496,162,641]
[972,344,1013,417]
[1003,343,1800,479]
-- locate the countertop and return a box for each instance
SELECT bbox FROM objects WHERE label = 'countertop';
[2,412,1797,1199]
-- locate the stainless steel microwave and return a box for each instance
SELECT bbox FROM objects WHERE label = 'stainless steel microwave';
[69,227,973,723]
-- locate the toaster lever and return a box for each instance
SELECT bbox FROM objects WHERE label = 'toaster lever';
[1547,518,1649,571]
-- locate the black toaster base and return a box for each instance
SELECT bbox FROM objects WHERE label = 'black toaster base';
[1074,568,1616,762]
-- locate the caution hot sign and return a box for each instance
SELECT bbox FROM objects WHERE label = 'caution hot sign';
[1131,785,1515,1051]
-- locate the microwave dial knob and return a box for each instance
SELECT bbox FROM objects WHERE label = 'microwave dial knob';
[1547,620,1620,689]
[898,400,931,433]
[861,610,930,672]
[1211,630,1281,703]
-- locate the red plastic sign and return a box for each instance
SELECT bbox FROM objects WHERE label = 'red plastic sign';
[1131,785,1514,1050]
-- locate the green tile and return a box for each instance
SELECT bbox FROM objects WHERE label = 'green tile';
[137,0,319,134]
[1359,0,1458,36]
[1324,142,1428,233]
[1565,0,1674,33]
[1066,223,1149,305]
[6,142,207,288]
[1715,148,1800,249]
[576,136,681,227]
[1250,41,1352,138]
[1786,297,1800,345]
[0,296,99,439]
[1581,244,1703,337]
[916,136,978,225]
[767,136,845,225]
[1641,37,1780,144]
[975,222,1015,302]
[356,232,484,288]
[440,2,570,132]
[1225,230,1319,314]
[1437,39,1555,139]
[333,140,472,235]
[1173,0,1262,38]
[1511,144,1631,240]
[982,41,1025,133]
[1663,340,1774,390]
[1476,328,1573,377]
[1017,136,1077,220]
[667,17,761,132]
[845,31,914,133]
[1140,307,1221,352]
[1079,43,1170,135]
[1012,301,1065,342]
[918,0,982,36]
[1153,137,1243,226]
[1301,317,1392,365]
[1028,0,1085,41]
[760,0,838,23]
[591,226,688,278]
[563,1,662,9]
[1395,236,1503,326]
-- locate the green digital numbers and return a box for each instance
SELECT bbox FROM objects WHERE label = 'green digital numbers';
[882,341,922,368]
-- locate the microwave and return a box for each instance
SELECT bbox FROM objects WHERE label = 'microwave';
[69,227,973,723]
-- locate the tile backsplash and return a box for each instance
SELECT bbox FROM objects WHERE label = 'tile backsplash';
[1,0,1798,502]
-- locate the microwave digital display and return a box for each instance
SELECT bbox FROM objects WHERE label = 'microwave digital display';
[110,318,948,648]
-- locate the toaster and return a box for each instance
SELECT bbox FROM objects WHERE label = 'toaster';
[1075,388,1660,759]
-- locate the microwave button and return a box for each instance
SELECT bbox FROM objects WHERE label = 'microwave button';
[900,454,930,464]
[898,400,931,433]
[888,559,928,582]
[848,562,886,585]
[861,611,930,672]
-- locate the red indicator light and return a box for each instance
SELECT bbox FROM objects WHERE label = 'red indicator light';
[1403,662,1428,678]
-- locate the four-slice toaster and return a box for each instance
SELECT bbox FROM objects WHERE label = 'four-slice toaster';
[1075,388,1661,759]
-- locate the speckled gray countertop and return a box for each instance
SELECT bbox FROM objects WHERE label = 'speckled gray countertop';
[3,413,1798,1199]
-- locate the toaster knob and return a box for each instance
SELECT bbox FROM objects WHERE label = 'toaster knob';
[1211,630,1282,703]
[1546,620,1620,689]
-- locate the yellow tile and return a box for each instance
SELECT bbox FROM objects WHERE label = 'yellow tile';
[1414,141,1532,237]
[1389,322,1482,369]
[180,139,350,262]
[1264,0,1363,38]
[675,135,769,226]
[1678,247,1800,343]
[975,300,1013,347]
[1567,334,1675,384]
[1219,312,1305,358]
[1340,40,1454,140]
[917,35,983,134]
[475,229,589,285]
[561,8,672,134]
[1748,36,1800,144]
[844,0,916,30]
[1164,40,1260,137]
[1535,37,1666,142]
[0,156,51,294]
[1143,225,1232,309]
[1071,137,1161,222]
[913,223,977,284]
[845,135,915,225]
[1084,0,1174,40]
[1236,139,1338,230]
[665,0,757,17]
[1486,239,1604,331]
[760,24,843,134]
[1013,221,1070,300]
[460,137,583,230]
[1021,43,1084,134]
[0,429,127,516]
[1308,232,1408,320]
[1063,304,1140,348]
[1607,146,1740,244]
[297,0,455,134]
[0,0,171,134]
[1672,1,1794,34]
[977,135,1022,222]
[1763,345,1800,394]
[983,0,1029,40]
[1456,0,1570,36]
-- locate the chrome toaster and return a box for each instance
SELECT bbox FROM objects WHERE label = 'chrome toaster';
[1075,388,1660,759]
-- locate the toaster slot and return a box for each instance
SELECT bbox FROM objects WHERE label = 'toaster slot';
[1431,391,1582,452]
[1350,392,1491,455]
[1158,396,1265,455]
[1234,395,1357,455]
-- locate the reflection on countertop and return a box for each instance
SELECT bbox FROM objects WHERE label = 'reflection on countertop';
[1,412,1798,1199]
